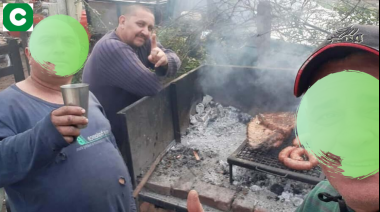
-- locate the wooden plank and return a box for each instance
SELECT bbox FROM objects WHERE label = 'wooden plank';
[0,66,14,78]
[66,0,83,21]
[0,45,9,56]
[7,39,25,82]
[20,32,31,75]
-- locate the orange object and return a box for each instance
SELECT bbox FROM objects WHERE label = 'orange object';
[80,10,91,40]
[193,151,200,161]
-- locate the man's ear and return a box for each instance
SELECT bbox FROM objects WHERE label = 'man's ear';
[119,15,126,27]
[25,47,31,62]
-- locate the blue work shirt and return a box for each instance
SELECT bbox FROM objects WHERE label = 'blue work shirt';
[0,85,136,212]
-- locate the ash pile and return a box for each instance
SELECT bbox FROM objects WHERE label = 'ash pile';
[154,95,315,211]
[184,95,252,160]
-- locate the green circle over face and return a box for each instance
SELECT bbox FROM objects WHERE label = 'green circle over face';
[297,71,379,179]
[29,15,89,77]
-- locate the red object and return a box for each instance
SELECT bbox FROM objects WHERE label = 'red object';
[294,43,380,97]
[80,10,91,40]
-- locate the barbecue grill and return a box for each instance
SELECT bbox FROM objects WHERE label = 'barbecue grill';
[117,65,326,211]
[228,140,325,186]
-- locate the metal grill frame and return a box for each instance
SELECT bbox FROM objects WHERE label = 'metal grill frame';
[227,140,326,185]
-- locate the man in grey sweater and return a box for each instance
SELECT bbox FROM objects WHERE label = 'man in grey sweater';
[82,5,181,154]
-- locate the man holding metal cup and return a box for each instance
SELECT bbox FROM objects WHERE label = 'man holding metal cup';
[0,16,136,212]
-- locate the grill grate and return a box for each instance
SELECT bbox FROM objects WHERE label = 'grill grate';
[238,144,323,178]
[228,141,326,185]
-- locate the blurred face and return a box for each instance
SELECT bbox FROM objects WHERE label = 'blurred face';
[310,53,379,212]
[118,9,155,48]
[28,21,80,80]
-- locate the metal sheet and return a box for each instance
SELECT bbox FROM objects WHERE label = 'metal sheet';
[171,66,204,135]
[121,87,175,185]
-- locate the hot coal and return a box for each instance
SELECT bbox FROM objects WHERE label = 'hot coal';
[153,95,314,212]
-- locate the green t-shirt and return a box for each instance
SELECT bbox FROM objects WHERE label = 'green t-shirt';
[296,180,355,212]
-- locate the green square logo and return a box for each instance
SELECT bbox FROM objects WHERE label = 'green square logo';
[3,3,34,32]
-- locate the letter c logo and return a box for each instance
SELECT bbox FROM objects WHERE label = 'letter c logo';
[10,8,27,26]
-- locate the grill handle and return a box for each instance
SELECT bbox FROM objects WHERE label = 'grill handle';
[255,166,289,178]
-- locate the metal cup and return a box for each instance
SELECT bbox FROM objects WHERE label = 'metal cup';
[61,83,89,129]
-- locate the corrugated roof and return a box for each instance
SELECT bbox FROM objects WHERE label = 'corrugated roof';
[88,0,168,5]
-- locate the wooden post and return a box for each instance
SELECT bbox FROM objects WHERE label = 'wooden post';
[7,39,25,82]
[207,0,216,24]
[84,0,92,27]
[20,32,30,75]
[55,0,68,15]
[16,0,30,77]
[256,0,272,60]
[66,0,82,21]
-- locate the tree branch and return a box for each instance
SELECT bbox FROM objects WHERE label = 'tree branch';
[303,22,331,34]
[341,0,362,21]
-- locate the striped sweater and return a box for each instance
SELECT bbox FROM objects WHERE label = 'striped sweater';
[82,31,181,149]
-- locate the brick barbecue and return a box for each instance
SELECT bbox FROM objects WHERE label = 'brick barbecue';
[142,97,318,212]
[119,66,325,212]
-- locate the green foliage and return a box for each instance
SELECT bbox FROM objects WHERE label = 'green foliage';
[156,25,207,77]
[334,2,379,26]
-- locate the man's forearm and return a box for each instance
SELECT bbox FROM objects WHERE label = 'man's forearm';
[0,115,68,187]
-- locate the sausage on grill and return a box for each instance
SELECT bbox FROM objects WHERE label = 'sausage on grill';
[293,137,301,147]
[290,148,306,161]
[279,146,297,163]
[283,149,319,171]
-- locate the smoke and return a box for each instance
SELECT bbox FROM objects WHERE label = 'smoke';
[200,39,314,115]
[173,0,315,114]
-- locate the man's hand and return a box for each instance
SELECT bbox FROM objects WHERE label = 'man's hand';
[51,106,88,144]
[148,34,168,68]
[187,190,204,212]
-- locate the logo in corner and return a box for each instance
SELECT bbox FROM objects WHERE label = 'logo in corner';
[3,3,34,32]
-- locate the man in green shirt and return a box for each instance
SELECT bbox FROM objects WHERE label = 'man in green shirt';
[187,24,379,212]
[293,24,379,212]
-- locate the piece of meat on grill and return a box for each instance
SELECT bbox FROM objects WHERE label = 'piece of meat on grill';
[247,112,296,150]
[256,112,296,138]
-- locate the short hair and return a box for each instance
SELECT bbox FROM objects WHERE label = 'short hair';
[124,5,154,17]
